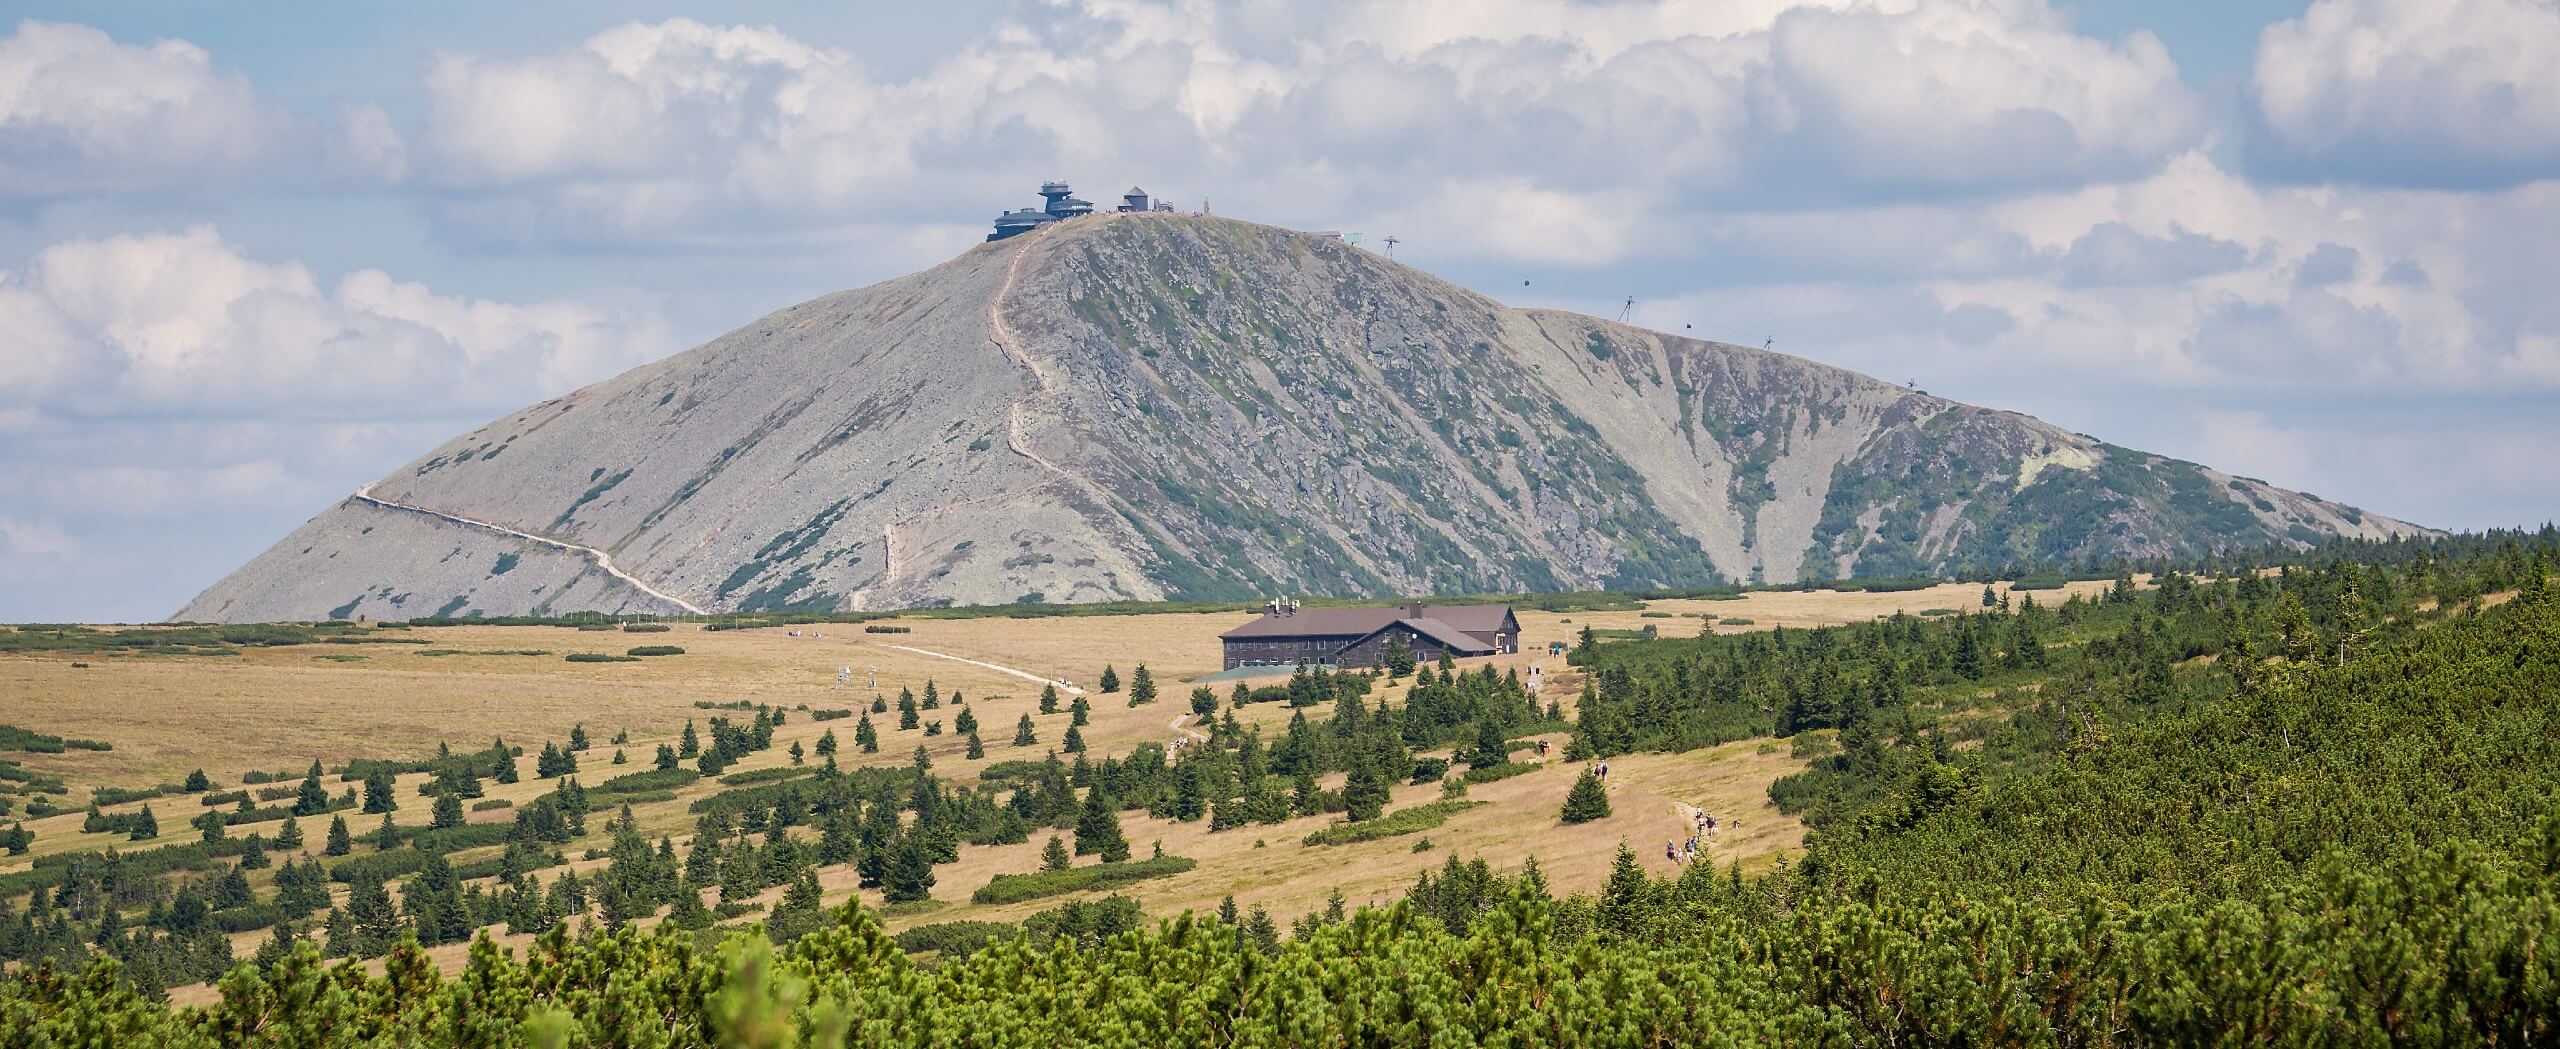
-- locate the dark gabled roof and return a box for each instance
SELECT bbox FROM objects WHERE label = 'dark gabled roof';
[1220,608,1400,639]
[1352,617,1493,654]
[1418,604,1516,634]
[1218,604,1515,641]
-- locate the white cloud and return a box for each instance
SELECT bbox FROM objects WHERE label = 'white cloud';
[0,20,408,195]
[0,515,76,559]
[2249,0,2560,187]
[0,20,277,193]
[0,226,673,420]
[411,1,2204,255]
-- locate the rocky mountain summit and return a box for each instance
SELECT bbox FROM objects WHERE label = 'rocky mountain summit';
[179,214,2424,622]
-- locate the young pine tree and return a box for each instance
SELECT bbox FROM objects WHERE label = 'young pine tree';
[815,729,838,758]
[655,744,679,771]
[965,732,985,759]
[275,815,303,851]
[183,769,212,793]
[788,740,806,765]
[1561,771,1612,824]
[324,815,352,856]
[431,791,464,830]
[856,714,880,753]
[1190,687,1218,717]
[1039,684,1060,714]
[1014,714,1038,747]
[128,804,158,840]
[1070,697,1091,726]
[294,763,330,816]
[882,834,937,903]
[1063,725,1087,754]
[1041,834,1071,871]
[1075,788,1129,862]
[1098,665,1121,694]
[1128,665,1156,706]
[679,720,701,758]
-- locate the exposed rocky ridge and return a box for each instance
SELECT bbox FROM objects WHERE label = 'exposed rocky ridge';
[178,214,2426,622]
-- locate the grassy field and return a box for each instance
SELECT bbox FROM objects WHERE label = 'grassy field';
[0,579,2121,997]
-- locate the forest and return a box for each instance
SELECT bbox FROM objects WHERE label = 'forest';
[2,530,2555,1045]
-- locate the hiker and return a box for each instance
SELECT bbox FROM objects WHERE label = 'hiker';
[1665,840,1678,862]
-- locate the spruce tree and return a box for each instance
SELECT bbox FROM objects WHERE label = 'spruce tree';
[1128,665,1156,706]
[856,714,880,753]
[1232,681,1252,709]
[788,740,806,765]
[1041,834,1071,871]
[129,804,158,840]
[194,809,227,843]
[1561,771,1612,823]
[569,724,590,751]
[1342,760,1388,822]
[965,732,985,759]
[373,812,400,851]
[679,720,701,758]
[1595,841,1651,934]
[183,769,212,793]
[1191,687,1218,716]
[1099,665,1121,693]
[769,869,826,942]
[1467,718,1511,770]
[1014,714,1038,747]
[654,744,678,770]
[1063,725,1086,754]
[612,749,628,765]
[324,815,352,856]
[912,745,932,772]
[294,763,330,816]
[816,729,838,758]
[239,833,269,868]
[922,680,940,709]
[898,693,920,730]
[361,769,396,814]
[1074,788,1128,861]
[1040,684,1060,714]
[882,834,936,903]
[431,791,464,829]
[276,815,303,851]
[1070,697,1090,726]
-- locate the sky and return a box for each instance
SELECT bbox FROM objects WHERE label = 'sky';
[3,0,2557,622]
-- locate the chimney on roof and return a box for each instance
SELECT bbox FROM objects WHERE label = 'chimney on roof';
[1403,600,1424,619]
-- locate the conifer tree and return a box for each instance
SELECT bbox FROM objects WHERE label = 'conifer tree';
[655,744,679,770]
[276,815,303,851]
[194,809,227,843]
[856,715,880,753]
[361,769,397,813]
[788,740,805,765]
[1063,724,1086,754]
[129,804,158,840]
[1232,681,1252,709]
[1595,841,1651,934]
[954,706,978,736]
[965,732,985,759]
[1041,834,1071,871]
[768,869,825,942]
[816,729,838,758]
[1467,717,1511,770]
[373,812,400,851]
[1040,684,1060,714]
[1561,770,1612,823]
[1128,665,1156,705]
[912,745,932,772]
[679,720,701,758]
[431,791,464,829]
[294,763,330,816]
[183,769,212,792]
[324,815,352,856]
[239,832,270,868]
[1014,714,1038,747]
[1342,759,1388,822]
[1074,788,1128,861]
[1191,687,1218,716]
[612,749,628,765]
[898,692,921,730]
[1070,696,1090,726]
[1099,665,1121,693]
[882,834,936,903]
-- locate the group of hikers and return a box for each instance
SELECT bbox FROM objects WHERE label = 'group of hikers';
[1666,809,1718,864]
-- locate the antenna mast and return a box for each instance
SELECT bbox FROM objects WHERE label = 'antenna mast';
[1618,296,1635,322]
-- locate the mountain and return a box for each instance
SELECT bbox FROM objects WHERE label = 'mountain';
[178,214,2426,623]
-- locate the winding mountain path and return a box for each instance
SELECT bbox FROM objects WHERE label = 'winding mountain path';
[849,225,1115,611]
[352,483,706,615]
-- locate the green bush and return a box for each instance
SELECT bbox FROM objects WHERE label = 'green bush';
[625,645,686,657]
[566,653,640,663]
[621,623,672,633]
[1302,800,1485,846]
[595,768,700,794]
[971,855,1196,905]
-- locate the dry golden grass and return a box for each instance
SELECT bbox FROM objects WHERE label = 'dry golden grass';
[19,584,2080,999]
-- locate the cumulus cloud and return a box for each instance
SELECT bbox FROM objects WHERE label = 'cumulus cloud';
[410,1,2205,256]
[0,20,406,194]
[0,226,672,420]
[2249,0,2560,187]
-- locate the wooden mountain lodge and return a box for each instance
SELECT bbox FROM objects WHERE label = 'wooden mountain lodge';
[1218,601,1521,671]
